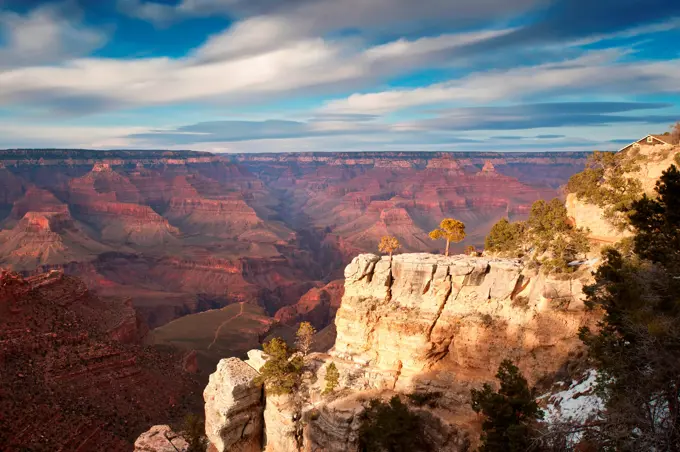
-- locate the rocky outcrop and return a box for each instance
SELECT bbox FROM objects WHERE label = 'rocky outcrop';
[567,143,679,244]
[204,358,264,452]
[134,425,189,452]
[332,254,593,392]
[565,193,629,243]
[202,253,594,452]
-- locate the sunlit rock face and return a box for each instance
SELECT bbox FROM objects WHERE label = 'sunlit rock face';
[566,143,679,244]
[204,358,264,452]
[203,253,595,452]
[332,253,595,392]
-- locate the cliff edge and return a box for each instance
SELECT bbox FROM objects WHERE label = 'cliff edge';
[186,252,597,452]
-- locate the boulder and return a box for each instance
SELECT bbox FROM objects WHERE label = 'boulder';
[134,425,189,452]
[204,358,264,452]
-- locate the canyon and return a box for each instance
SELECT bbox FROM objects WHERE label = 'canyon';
[0,149,589,449]
[0,150,587,373]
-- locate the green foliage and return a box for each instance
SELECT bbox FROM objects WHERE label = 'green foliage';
[484,199,589,273]
[256,338,304,396]
[295,321,316,356]
[579,164,680,449]
[470,360,544,452]
[322,362,340,395]
[359,396,433,452]
[485,218,525,255]
[182,413,208,452]
[566,150,644,229]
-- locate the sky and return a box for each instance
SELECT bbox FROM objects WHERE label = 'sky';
[0,0,679,153]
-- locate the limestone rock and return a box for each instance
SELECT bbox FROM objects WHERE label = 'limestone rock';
[565,193,629,243]
[332,253,595,392]
[204,358,264,452]
[245,349,268,372]
[263,395,299,452]
[134,425,189,452]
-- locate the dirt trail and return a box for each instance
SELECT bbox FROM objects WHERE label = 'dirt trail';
[207,302,245,350]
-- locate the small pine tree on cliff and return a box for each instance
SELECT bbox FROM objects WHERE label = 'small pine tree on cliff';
[579,164,680,449]
[470,359,543,452]
[256,338,304,395]
[295,322,316,356]
[429,218,466,256]
[485,218,525,255]
[323,362,340,395]
[379,235,401,257]
[359,396,432,452]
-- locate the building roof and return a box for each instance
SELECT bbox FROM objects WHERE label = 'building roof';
[617,134,677,153]
[650,134,677,144]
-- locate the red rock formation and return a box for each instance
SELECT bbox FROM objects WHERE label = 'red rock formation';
[0,270,201,450]
[0,149,586,334]
[274,279,344,330]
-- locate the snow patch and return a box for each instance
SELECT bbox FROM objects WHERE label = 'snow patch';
[540,369,604,425]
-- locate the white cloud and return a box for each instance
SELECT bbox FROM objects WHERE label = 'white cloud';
[0,14,515,114]
[0,123,147,148]
[0,4,107,68]
[322,51,680,115]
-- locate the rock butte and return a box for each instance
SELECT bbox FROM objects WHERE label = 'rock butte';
[195,252,597,452]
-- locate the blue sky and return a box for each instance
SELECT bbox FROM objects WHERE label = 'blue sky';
[0,0,679,153]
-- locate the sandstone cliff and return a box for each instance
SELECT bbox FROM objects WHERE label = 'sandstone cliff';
[567,142,679,243]
[194,252,596,452]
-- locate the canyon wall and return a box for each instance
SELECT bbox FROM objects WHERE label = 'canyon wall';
[198,252,596,452]
[0,149,587,378]
[567,143,679,244]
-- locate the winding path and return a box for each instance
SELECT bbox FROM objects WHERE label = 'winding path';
[207,302,245,351]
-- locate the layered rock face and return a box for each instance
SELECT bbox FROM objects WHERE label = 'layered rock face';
[204,358,264,452]
[332,254,592,391]
[200,253,595,452]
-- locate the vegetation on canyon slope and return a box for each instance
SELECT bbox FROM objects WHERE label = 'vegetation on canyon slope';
[579,164,680,450]
[485,198,590,273]
[566,150,644,229]
[471,360,544,452]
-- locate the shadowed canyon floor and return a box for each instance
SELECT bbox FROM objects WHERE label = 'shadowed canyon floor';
[0,150,587,373]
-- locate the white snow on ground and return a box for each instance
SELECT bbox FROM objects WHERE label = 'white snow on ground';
[540,369,604,424]
[537,369,604,445]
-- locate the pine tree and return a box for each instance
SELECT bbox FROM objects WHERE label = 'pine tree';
[295,322,316,356]
[579,164,680,449]
[323,362,340,395]
[470,359,543,452]
[359,396,432,452]
[256,338,304,395]
[429,218,466,256]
